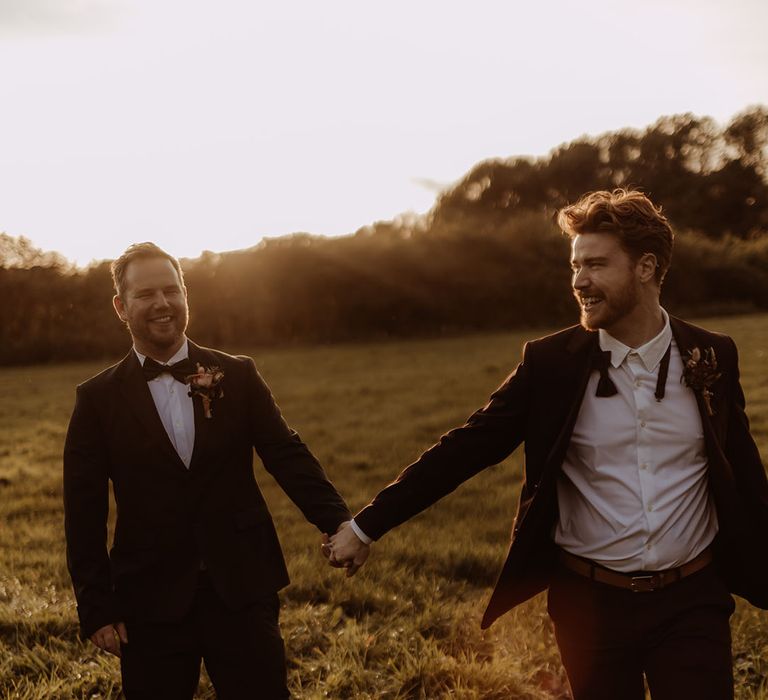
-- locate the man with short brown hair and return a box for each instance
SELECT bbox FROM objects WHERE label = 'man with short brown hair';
[64,242,351,698]
[329,190,768,699]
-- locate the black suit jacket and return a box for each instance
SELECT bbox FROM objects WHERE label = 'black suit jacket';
[64,340,350,638]
[355,317,768,628]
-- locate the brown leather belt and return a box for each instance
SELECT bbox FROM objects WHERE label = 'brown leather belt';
[558,548,713,592]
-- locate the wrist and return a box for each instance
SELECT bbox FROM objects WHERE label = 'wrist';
[349,519,373,545]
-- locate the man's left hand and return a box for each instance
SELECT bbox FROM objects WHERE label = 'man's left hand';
[322,521,370,576]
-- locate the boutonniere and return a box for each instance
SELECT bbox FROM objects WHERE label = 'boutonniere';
[682,346,721,416]
[186,363,224,418]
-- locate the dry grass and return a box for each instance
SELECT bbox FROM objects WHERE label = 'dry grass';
[1,314,767,698]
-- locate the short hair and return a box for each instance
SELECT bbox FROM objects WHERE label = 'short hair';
[111,242,185,299]
[557,189,674,284]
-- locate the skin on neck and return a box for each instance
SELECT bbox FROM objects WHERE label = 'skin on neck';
[605,246,665,347]
[604,295,665,348]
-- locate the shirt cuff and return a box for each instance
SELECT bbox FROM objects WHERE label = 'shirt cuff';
[350,519,373,545]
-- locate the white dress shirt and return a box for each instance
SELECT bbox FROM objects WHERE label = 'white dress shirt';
[352,310,719,566]
[134,338,196,468]
[555,309,718,571]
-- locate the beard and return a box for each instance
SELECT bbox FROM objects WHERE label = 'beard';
[127,306,188,351]
[578,279,639,332]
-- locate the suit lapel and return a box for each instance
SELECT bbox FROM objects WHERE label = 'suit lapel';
[117,351,189,472]
[668,318,746,551]
[186,340,217,472]
[541,327,599,481]
[669,316,726,451]
[555,328,599,450]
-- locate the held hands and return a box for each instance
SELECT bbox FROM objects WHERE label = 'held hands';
[321,521,370,577]
[90,622,128,657]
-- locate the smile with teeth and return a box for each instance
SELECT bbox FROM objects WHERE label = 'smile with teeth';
[581,296,603,310]
[151,315,173,323]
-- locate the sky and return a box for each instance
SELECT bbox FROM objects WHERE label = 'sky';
[1,0,767,267]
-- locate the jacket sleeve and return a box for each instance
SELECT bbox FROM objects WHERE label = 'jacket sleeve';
[63,384,120,639]
[354,342,534,541]
[245,358,351,534]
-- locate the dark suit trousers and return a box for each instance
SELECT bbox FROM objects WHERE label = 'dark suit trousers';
[547,564,735,700]
[120,572,289,700]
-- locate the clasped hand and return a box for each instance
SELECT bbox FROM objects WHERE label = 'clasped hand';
[321,521,370,576]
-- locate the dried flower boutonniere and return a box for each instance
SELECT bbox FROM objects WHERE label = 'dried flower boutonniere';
[682,346,721,416]
[186,363,224,418]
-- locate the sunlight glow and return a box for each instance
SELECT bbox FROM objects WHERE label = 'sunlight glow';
[0,0,766,265]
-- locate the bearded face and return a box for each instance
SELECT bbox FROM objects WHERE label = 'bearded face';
[114,257,188,360]
[570,234,642,334]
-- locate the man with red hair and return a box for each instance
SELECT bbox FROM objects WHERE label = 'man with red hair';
[329,190,768,699]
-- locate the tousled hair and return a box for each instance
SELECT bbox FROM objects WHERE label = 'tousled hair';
[111,242,185,299]
[557,189,673,284]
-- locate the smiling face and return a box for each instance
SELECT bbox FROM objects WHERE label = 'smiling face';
[570,233,644,335]
[113,256,189,361]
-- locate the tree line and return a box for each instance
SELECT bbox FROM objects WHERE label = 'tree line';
[2,108,767,366]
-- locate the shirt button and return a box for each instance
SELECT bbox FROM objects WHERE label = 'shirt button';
[635,379,641,388]
[640,420,647,428]
[646,543,652,550]
[640,463,648,470]
[648,505,654,512]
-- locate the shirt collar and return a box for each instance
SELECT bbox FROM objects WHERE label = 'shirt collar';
[598,308,672,371]
[134,337,189,367]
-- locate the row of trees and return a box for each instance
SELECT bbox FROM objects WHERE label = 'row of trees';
[2,108,768,365]
[426,107,768,241]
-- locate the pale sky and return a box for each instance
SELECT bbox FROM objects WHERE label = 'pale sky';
[1,0,767,266]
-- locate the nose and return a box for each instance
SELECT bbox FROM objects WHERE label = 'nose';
[572,267,589,290]
[152,291,172,308]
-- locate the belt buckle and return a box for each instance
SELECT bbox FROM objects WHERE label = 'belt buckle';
[629,574,658,593]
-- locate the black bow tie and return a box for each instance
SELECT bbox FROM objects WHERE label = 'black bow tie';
[591,342,672,401]
[592,349,619,397]
[142,357,195,383]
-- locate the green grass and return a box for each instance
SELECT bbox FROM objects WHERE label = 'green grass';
[1,314,767,698]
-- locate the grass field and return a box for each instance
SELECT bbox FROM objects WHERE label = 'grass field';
[1,314,767,699]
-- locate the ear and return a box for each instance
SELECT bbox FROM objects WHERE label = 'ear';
[113,294,127,322]
[636,253,658,284]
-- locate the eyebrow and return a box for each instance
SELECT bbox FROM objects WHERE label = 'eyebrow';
[132,284,181,294]
[571,255,609,267]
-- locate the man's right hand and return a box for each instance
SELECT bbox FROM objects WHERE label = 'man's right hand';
[326,521,370,576]
[90,622,128,657]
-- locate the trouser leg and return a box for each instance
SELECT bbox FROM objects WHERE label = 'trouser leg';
[120,617,202,700]
[642,568,734,700]
[196,576,289,699]
[547,568,645,700]
[547,564,735,700]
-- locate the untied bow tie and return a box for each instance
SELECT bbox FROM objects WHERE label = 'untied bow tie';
[592,349,618,397]
[591,342,672,401]
[142,357,195,383]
